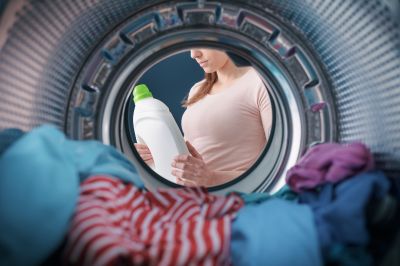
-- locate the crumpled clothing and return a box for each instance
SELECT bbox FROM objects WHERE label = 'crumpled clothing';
[231,198,322,266]
[298,170,390,256]
[0,125,143,266]
[64,176,244,266]
[286,142,375,192]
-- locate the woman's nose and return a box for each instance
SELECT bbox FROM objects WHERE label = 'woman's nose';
[190,49,201,59]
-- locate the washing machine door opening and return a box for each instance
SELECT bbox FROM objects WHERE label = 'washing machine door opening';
[68,4,335,193]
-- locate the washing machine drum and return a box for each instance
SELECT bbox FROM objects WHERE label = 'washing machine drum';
[0,0,399,193]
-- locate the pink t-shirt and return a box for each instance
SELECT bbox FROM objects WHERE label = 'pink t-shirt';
[181,68,272,173]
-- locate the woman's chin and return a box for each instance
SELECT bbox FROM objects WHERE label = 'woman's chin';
[202,67,214,73]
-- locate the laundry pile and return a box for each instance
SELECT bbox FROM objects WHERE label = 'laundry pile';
[286,143,397,265]
[0,125,399,266]
[65,176,243,266]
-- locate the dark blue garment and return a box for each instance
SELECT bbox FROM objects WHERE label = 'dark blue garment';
[327,245,373,266]
[0,125,143,266]
[0,128,24,155]
[391,176,400,202]
[299,170,390,257]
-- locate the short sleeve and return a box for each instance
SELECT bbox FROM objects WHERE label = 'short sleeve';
[257,82,273,139]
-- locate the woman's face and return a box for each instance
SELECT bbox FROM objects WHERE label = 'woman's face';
[190,49,229,73]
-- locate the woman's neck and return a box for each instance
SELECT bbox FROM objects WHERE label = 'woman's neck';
[215,59,247,85]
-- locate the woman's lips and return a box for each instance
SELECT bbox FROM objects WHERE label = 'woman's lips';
[199,61,208,67]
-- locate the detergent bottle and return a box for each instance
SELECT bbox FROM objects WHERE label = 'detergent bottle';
[132,84,189,183]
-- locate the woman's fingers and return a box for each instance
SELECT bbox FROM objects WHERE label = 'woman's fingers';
[138,150,152,157]
[174,154,202,165]
[171,161,195,171]
[176,177,198,187]
[186,141,203,159]
[134,143,153,162]
[171,168,197,180]
[135,144,151,153]
[135,146,154,165]
[134,143,147,149]
[141,154,153,161]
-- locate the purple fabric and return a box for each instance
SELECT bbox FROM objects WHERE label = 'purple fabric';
[286,142,375,192]
[310,102,326,112]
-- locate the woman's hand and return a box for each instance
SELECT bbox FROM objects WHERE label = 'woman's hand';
[134,143,154,166]
[171,141,213,187]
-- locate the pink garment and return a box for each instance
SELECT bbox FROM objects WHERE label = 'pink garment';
[64,176,243,266]
[181,68,272,173]
[286,142,375,192]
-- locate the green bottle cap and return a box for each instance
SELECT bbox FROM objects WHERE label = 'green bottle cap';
[132,84,153,103]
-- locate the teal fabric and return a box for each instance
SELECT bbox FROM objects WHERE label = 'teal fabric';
[273,185,299,201]
[0,125,143,266]
[233,185,298,204]
[231,198,322,266]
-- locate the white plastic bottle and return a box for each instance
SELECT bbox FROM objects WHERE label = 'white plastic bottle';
[132,84,189,183]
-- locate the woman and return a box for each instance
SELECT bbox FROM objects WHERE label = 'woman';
[135,49,272,187]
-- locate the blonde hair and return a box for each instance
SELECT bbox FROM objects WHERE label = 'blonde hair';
[182,72,218,107]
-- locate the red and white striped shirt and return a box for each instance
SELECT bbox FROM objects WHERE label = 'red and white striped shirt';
[64,176,243,266]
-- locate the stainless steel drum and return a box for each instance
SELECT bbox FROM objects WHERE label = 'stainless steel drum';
[0,0,399,193]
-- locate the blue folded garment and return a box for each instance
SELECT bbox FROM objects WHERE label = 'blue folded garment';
[231,198,322,266]
[0,125,143,266]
